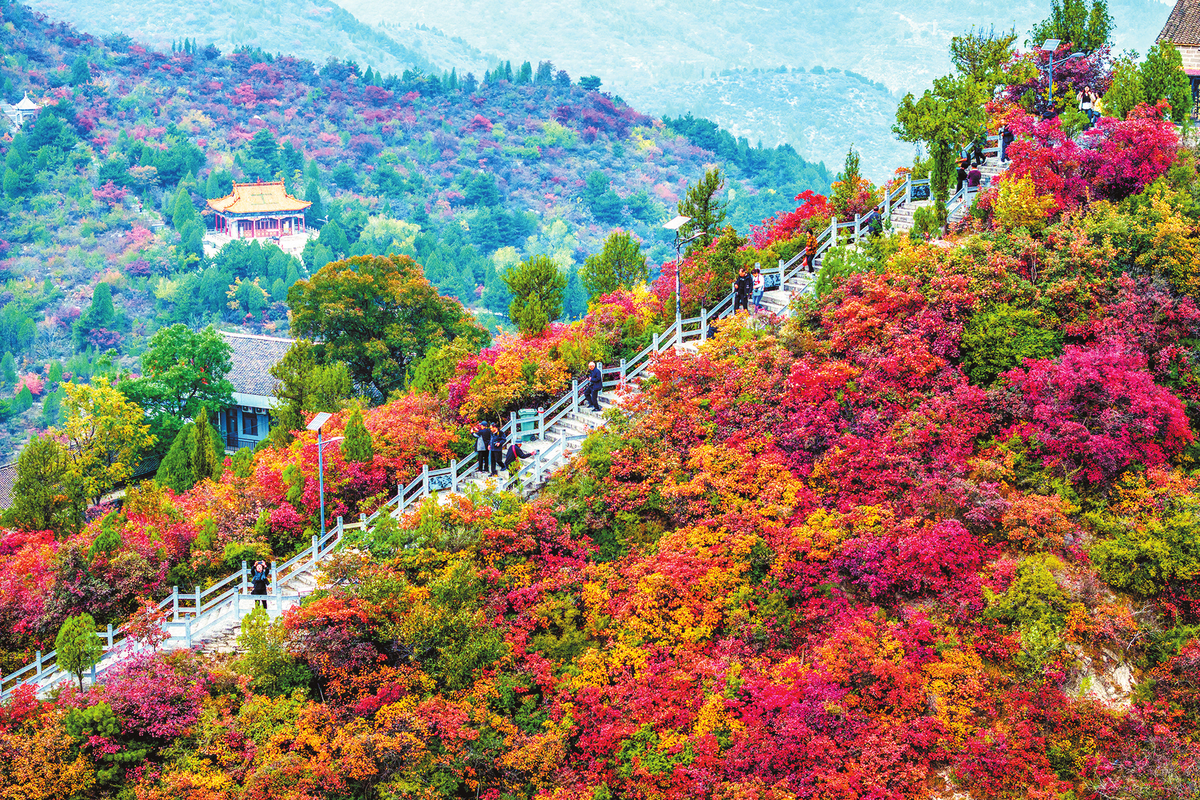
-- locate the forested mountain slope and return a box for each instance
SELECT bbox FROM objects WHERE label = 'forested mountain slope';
[24,0,1169,177]
[2,92,1200,799]
[0,0,832,461]
[342,0,1164,174]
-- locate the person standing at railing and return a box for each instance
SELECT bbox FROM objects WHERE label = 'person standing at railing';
[471,420,492,476]
[751,266,765,311]
[804,231,817,271]
[967,164,982,189]
[488,423,504,475]
[1000,125,1014,163]
[251,560,269,609]
[585,361,603,412]
[733,266,752,312]
[956,158,969,193]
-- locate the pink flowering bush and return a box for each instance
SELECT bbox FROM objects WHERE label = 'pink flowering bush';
[985,102,1178,219]
[101,650,206,740]
[996,341,1192,483]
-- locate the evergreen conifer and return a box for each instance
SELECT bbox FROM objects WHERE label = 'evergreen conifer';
[156,424,195,493]
[342,407,374,464]
[191,407,219,484]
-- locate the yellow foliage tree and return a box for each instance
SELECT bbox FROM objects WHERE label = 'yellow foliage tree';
[58,377,155,503]
[993,175,1056,235]
[0,713,96,800]
[1136,195,1200,296]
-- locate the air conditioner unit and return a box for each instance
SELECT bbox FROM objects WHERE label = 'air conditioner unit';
[240,406,259,414]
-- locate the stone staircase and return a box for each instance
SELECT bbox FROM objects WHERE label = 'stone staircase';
[761,268,819,315]
[890,200,933,234]
[888,135,1009,234]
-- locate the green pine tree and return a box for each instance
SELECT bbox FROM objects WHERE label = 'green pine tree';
[1102,54,1146,119]
[677,168,728,253]
[581,231,648,298]
[1085,0,1112,51]
[156,424,196,493]
[304,178,324,228]
[172,186,198,230]
[4,434,82,535]
[1142,41,1192,123]
[831,146,866,214]
[12,385,33,414]
[55,613,103,691]
[69,56,91,86]
[191,407,219,484]
[564,268,588,320]
[503,255,566,337]
[0,351,15,387]
[342,407,374,464]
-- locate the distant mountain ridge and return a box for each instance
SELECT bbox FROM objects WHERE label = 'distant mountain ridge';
[649,68,910,180]
[23,0,1169,180]
[21,0,496,79]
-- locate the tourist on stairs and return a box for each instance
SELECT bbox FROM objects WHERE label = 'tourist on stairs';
[752,266,765,312]
[472,420,491,475]
[504,440,537,476]
[251,560,269,610]
[586,361,603,412]
[734,266,753,312]
[489,423,504,475]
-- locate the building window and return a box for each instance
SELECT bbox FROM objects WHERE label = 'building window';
[242,411,259,437]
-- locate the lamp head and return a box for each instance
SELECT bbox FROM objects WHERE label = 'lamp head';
[306,412,333,432]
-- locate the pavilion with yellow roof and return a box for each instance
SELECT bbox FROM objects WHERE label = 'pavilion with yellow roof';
[207,180,311,240]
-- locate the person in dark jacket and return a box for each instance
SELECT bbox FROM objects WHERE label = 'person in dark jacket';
[488,423,504,475]
[733,266,753,311]
[967,165,982,188]
[956,158,969,193]
[503,441,536,473]
[471,420,491,474]
[971,138,987,167]
[250,560,269,609]
[586,361,602,411]
[1000,125,1014,163]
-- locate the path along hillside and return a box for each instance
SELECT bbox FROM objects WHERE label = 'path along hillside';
[0,135,1010,697]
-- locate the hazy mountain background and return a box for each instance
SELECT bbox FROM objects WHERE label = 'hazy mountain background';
[334,0,1168,175]
[24,0,1170,177]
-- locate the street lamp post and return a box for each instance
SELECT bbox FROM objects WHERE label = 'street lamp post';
[663,216,709,324]
[1040,40,1085,108]
[305,412,343,540]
